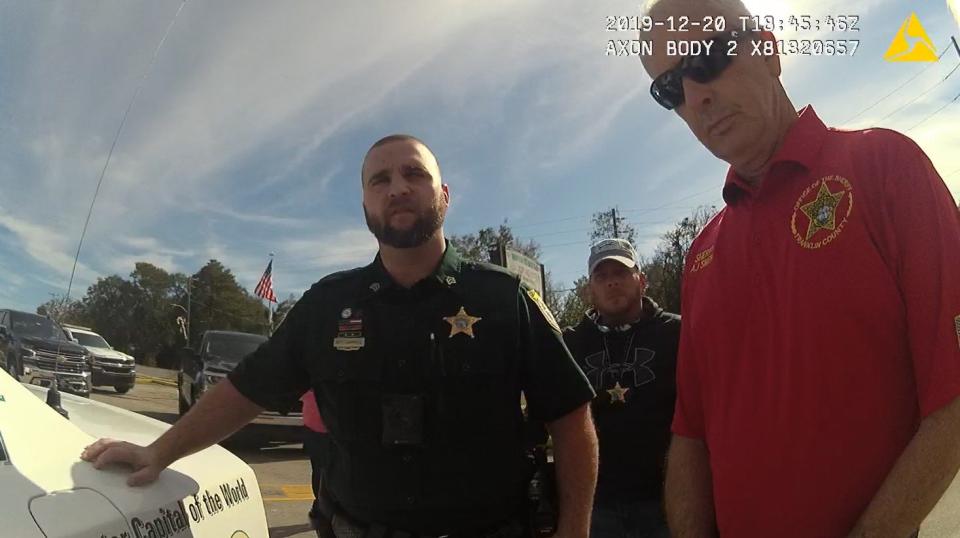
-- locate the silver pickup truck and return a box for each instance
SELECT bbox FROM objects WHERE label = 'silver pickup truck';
[61,324,136,394]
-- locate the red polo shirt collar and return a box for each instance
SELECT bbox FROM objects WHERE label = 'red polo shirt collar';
[722,106,828,205]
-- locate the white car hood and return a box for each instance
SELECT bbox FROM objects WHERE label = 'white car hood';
[0,371,268,537]
[86,346,133,361]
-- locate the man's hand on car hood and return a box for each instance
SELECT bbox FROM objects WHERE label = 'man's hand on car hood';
[81,438,166,487]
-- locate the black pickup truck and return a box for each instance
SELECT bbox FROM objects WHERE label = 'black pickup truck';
[177,330,268,414]
[0,309,92,396]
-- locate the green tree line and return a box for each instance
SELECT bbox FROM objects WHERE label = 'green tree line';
[449,205,717,328]
[36,205,713,367]
[37,260,293,368]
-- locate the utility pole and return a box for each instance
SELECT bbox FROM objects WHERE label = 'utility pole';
[952,36,960,59]
[611,208,619,238]
[186,277,192,346]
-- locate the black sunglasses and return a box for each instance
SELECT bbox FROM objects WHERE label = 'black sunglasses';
[650,30,748,110]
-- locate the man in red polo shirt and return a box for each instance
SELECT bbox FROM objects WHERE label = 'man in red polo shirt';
[639,0,960,536]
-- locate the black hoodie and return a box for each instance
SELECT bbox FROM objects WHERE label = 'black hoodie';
[562,297,680,502]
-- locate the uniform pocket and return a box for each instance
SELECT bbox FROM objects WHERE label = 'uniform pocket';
[313,349,382,442]
[433,334,516,443]
[440,335,506,377]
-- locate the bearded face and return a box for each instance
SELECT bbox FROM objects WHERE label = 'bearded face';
[363,191,446,248]
[589,260,646,322]
[360,138,449,249]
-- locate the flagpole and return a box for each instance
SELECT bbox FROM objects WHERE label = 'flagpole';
[254,253,277,334]
[268,252,275,333]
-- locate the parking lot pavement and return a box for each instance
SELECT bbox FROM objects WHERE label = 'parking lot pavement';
[91,381,318,537]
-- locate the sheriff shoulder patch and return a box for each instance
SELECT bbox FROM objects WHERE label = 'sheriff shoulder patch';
[527,288,561,333]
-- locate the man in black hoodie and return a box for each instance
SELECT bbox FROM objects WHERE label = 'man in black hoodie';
[563,238,680,538]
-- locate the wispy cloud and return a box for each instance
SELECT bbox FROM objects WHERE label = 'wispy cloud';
[278,228,380,276]
[0,0,957,313]
[115,236,193,257]
[0,210,93,279]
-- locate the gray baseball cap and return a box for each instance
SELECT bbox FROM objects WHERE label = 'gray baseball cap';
[588,238,638,275]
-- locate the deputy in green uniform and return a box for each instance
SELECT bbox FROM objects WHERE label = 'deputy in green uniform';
[81,134,599,538]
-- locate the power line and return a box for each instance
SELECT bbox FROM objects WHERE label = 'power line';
[508,186,719,231]
[540,230,666,250]
[942,60,960,84]
[526,226,594,239]
[875,60,960,125]
[906,89,960,132]
[552,208,711,238]
[620,186,719,214]
[524,213,715,243]
[844,41,954,125]
[509,213,594,231]
[539,239,593,249]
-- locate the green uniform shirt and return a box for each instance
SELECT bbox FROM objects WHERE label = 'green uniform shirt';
[229,243,594,534]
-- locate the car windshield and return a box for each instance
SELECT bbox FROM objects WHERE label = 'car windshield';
[72,332,110,348]
[10,312,64,340]
[204,334,267,363]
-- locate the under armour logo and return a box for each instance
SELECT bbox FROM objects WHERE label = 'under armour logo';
[583,347,656,391]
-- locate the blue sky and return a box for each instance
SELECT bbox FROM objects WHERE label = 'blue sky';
[0,0,958,312]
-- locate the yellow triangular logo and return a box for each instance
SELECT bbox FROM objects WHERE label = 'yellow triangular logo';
[884,12,938,62]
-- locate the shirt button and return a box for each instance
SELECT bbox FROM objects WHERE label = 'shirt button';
[401,453,413,463]
[398,359,406,368]
[406,496,416,505]
[462,363,471,373]
[336,369,345,380]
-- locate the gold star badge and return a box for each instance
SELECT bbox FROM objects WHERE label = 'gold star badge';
[444,307,482,338]
[800,181,845,241]
[607,382,629,403]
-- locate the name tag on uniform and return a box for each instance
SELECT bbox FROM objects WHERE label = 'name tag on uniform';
[335,307,365,351]
[333,337,365,351]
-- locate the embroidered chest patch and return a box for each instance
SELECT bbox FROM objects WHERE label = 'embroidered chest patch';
[790,175,854,249]
[690,245,714,273]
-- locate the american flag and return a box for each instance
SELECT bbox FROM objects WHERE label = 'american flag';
[255,260,277,303]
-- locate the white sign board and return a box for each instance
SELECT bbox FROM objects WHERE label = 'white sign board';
[503,247,545,297]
